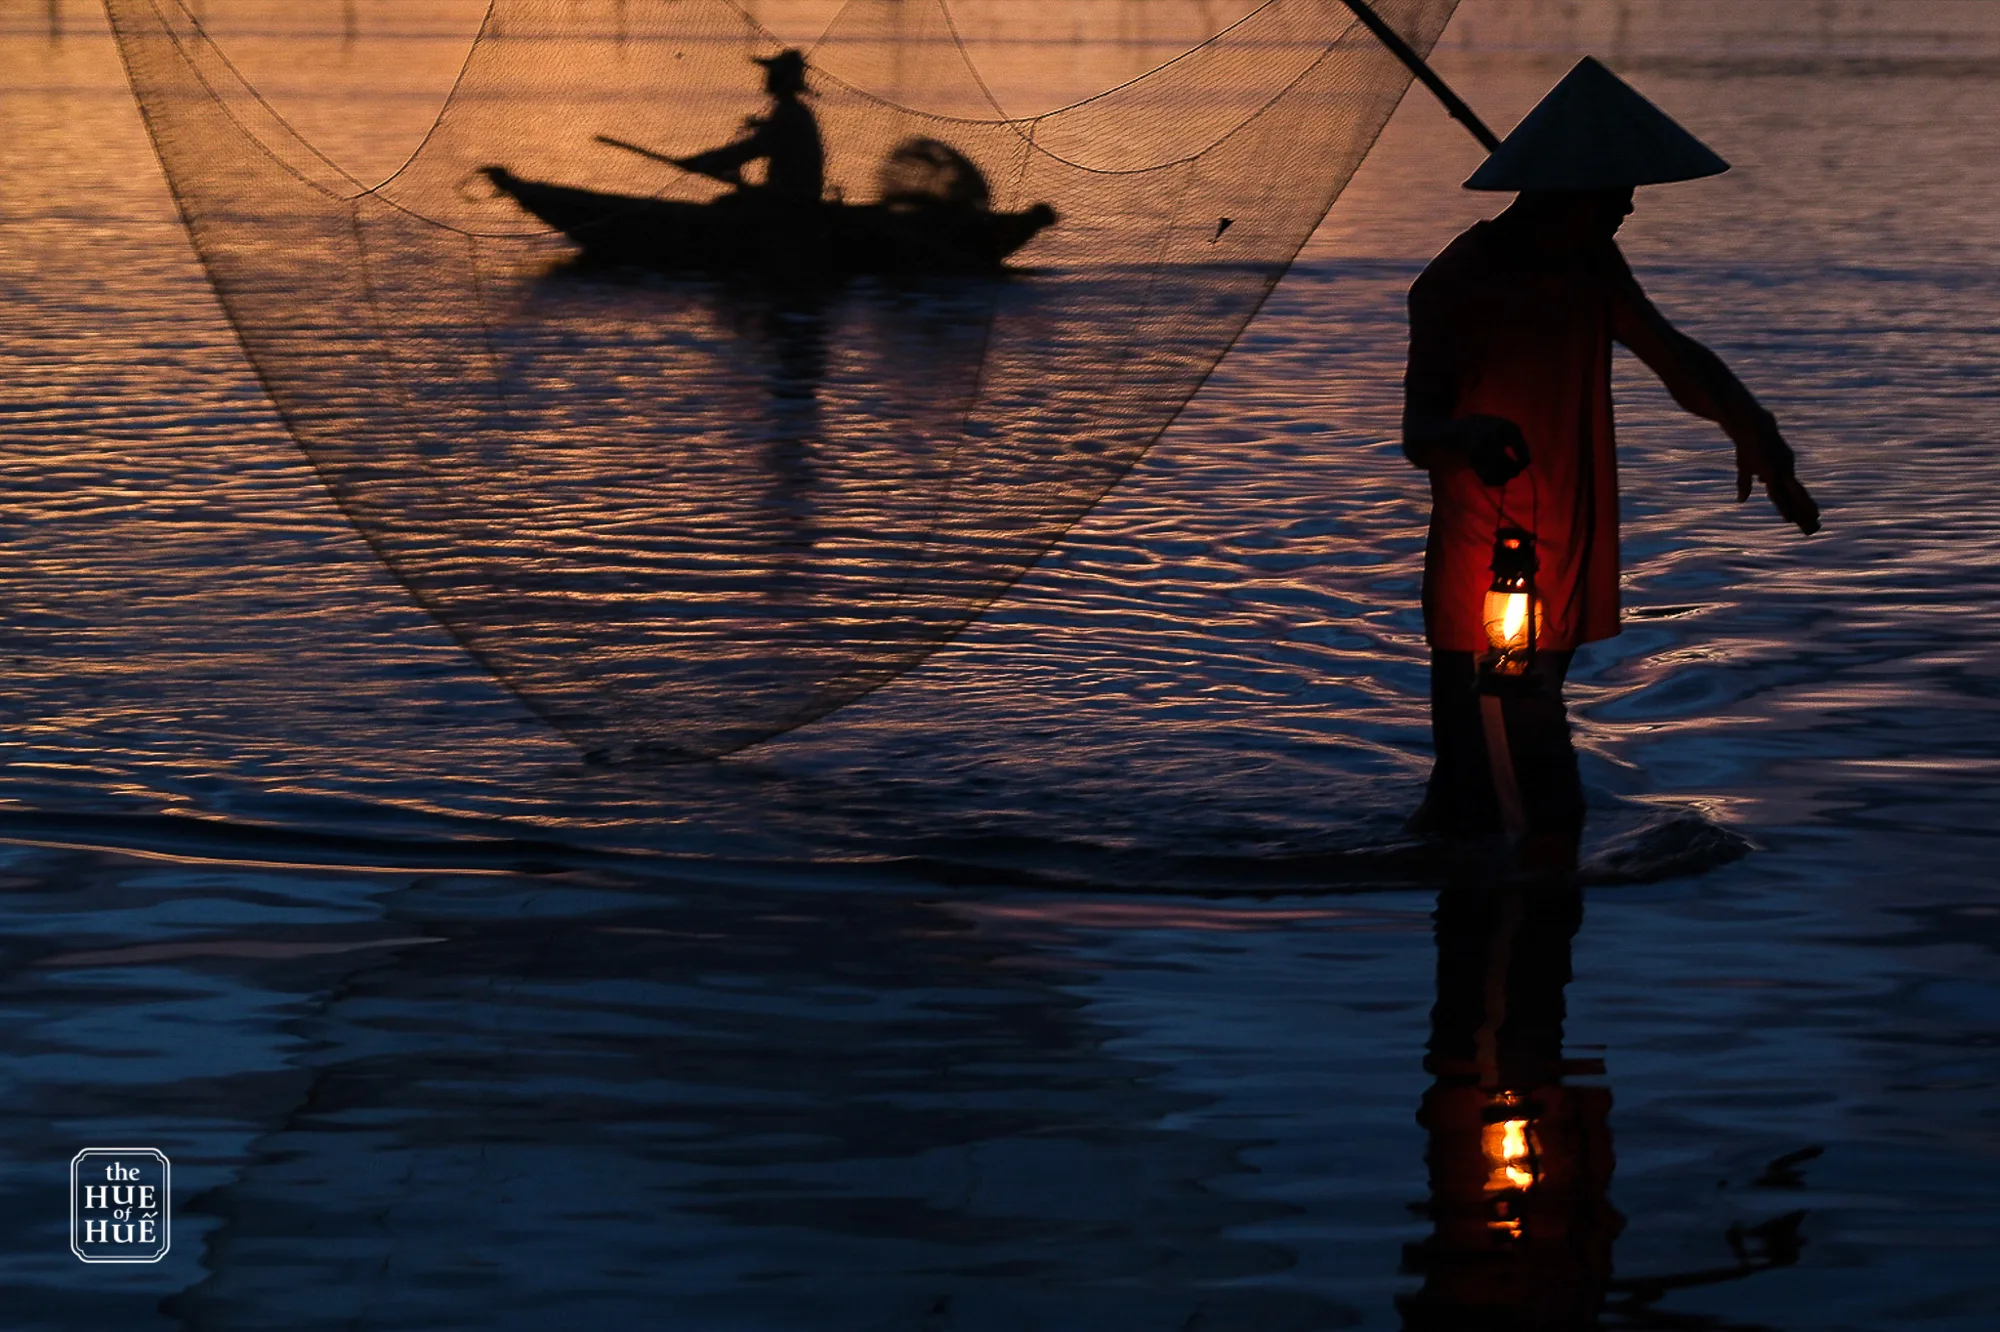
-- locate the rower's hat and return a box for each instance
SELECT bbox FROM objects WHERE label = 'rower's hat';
[754,49,809,85]
[1464,56,1729,191]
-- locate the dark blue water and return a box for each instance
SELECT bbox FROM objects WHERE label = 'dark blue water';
[3,2,1999,1327]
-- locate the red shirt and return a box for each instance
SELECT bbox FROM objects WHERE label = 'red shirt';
[1406,221,1771,652]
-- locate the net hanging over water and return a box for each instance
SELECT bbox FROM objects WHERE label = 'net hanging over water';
[105,0,1461,760]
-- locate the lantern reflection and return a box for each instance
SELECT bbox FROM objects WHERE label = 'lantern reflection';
[1482,1096,1539,1242]
[1484,1113,1535,1194]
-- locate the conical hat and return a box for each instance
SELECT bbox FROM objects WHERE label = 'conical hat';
[1464,57,1729,191]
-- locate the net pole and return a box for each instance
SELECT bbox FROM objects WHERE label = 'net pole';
[1341,0,1499,152]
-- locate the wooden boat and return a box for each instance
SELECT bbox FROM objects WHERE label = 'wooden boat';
[482,167,1057,276]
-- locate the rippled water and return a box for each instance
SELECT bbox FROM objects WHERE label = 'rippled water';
[3,2,1998,1328]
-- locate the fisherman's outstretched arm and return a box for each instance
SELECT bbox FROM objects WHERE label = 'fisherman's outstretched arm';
[1611,256,1820,534]
[672,124,771,184]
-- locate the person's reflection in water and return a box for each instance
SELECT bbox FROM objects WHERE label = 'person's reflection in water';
[672,49,825,204]
[744,286,828,595]
[695,282,831,603]
[1399,879,1813,1330]
[1400,881,1622,1330]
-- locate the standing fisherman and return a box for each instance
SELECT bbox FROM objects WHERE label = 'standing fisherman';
[1401,58,1820,864]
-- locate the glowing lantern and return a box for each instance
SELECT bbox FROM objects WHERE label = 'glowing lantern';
[1480,526,1541,684]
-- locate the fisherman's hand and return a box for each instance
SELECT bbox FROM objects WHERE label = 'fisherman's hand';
[1736,418,1820,536]
[1767,472,1821,535]
[1459,415,1531,487]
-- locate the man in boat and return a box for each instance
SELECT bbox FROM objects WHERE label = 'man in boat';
[671,49,825,204]
[1403,58,1820,865]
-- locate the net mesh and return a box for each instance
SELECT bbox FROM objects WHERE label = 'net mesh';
[103,0,1460,760]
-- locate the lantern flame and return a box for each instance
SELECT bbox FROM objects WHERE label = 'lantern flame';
[1481,527,1541,677]
[1481,586,1538,660]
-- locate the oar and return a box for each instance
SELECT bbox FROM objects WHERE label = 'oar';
[1340,0,1501,152]
[593,133,686,170]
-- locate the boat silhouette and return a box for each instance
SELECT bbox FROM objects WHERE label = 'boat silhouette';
[481,166,1057,276]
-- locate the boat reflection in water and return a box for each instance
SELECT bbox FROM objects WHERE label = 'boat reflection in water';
[1401,883,1808,1330]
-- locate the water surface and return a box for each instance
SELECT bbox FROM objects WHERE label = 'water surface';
[2,2,1997,1328]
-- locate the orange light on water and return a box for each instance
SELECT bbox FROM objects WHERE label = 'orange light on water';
[1482,1117,1537,1194]
[1481,1095,1539,1239]
[1480,1112,1536,1184]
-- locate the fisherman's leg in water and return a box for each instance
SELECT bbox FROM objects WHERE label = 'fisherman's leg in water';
[1505,651,1584,873]
[1417,651,1496,838]
[1419,649,1582,862]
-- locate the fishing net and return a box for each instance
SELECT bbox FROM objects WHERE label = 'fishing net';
[104,0,1460,760]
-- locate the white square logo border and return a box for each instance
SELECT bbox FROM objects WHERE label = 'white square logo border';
[70,1148,171,1264]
